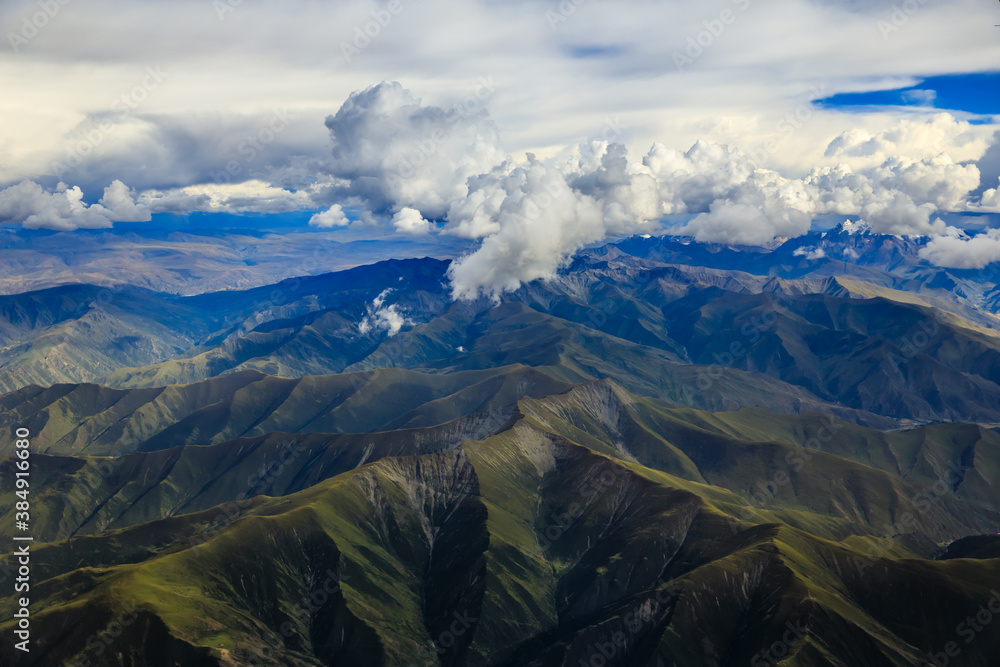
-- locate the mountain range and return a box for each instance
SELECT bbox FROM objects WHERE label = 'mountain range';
[2,224,1000,666]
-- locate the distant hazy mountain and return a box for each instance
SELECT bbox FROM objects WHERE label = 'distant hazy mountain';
[0,225,474,295]
[613,222,1000,316]
[6,240,1000,423]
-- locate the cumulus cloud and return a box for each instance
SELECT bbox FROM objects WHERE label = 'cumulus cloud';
[323,81,505,220]
[822,113,988,169]
[0,179,149,230]
[441,120,990,295]
[10,71,994,298]
[447,157,607,301]
[309,92,998,294]
[567,142,660,229]
[310,204,350,228]
[359,289,408,336]
[391,207,433,235]
[858,191,949,236]
[975,132,1000,197]
[793,246,827,260]
[443,166,508,239]
[443,140,664,298]
[802,155,983,235]
[980,180,1000,212]
[641,121,989,243]
[99,180,152,222]
[681,199,812,245]
[805,164,878,216]
[873,154,980,212]
[919,229,1000,269]
[140,181,312,216]
[644,140,813,244]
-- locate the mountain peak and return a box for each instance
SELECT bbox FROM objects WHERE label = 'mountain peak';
[833,219,873,236]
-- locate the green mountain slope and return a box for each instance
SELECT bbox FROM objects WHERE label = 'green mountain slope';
[5,378,998,547]
[0,365,572,456]
[2,415,998,666]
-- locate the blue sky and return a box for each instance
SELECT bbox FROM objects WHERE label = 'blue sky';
[818,72,1000,117]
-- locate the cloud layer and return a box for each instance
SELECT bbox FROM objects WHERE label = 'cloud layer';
[3,0,999,290]
[0,180,149,230]
[313,84,996,297]
[7,81,992,299]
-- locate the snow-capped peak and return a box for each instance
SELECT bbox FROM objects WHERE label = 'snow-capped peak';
[837,219,872,236]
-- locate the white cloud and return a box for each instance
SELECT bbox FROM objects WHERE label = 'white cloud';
[982,192,1000,211]
[2,0,997,197]
[441,122,992,294]
[359,288,408,336]
[0,179,148,230]
[643,140,755,215]
[140,180,312,215]
[975,178,1000,212]
[822,113,988,170]
[322,81,505,220]
[873,154,980,212]
[975,132,1000,196]
[920,229,1000,269]
[391,207,433,235]
[900,89,937,106]
[644,140,813,244]
[680,199,812,246]
[805,164,877,216]
[310,203,350,228]
[567,142,660,229]
[447,157,606,301]
[859,191,949,236]
[99,180,151,222]
[443,165,508,239]
[793,246,826,260]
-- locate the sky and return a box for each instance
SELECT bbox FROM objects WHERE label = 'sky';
[1,0,999,297]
